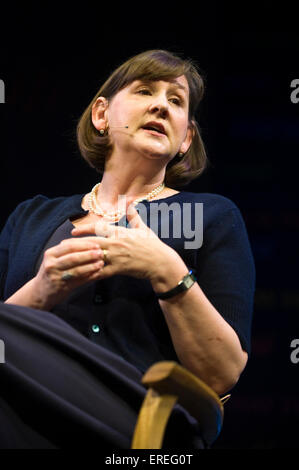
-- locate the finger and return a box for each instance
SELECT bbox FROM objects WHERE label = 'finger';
[71,223,97,236]
[86,262,116,281]
[49,237,102,258]
[126,203,156,238]
[94,220,116,237]
[55,247,105,270]
[95,219,129,239]
[63,259,105,280]
[126,203,145,229]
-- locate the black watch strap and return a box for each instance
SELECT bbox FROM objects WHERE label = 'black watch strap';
[156,270,197,300]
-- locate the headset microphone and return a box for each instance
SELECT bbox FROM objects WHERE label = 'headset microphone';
[109,126,129,129]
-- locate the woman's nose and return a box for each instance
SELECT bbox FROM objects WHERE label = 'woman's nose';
[148,96,169,117]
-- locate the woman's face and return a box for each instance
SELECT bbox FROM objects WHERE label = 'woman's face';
[95,75,193,162]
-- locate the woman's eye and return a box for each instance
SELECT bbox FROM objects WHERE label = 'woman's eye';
[137,89,151,95]
[169,97,181,105]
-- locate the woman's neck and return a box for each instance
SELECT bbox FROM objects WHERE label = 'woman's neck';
[98,149,174,203]
[81,174,180,213]
[99,174,165,205]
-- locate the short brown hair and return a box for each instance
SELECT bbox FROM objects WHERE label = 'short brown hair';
[77,50,209,187]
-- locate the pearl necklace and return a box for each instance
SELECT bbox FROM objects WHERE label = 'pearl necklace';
[87,182,165,222]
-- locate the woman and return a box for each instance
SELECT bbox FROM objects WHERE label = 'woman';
[0,50,255,449]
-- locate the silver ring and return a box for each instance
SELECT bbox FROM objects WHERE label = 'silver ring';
[61,272,74,281]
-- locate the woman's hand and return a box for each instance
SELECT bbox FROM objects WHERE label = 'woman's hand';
[31,236,105,310]
[29,205,185,311]
[71,205,182,284]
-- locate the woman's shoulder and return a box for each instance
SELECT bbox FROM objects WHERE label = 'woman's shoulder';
[176,191,240,212]
[12,193,84,212]
[7,194,85,226]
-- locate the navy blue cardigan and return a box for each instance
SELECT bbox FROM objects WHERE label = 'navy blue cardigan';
[0,191,256,371]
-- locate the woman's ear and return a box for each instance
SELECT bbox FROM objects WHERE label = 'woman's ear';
[179,121,195,155]
[91,97,109,132]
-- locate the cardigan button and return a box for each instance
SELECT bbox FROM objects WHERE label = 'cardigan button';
[93,294,103,304]
[91,324,100,334]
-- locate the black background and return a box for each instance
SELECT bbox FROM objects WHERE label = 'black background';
[0,12,298,450]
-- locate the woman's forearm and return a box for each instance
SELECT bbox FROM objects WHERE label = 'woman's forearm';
[150,254,248,395]
[4,277,50,311]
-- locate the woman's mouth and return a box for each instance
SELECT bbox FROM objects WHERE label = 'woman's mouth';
[142,121,167,137]
[141,121,167,137]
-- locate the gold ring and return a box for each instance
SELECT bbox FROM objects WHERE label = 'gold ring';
[103,249,108,264]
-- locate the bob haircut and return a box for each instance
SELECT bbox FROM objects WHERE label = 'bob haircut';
[77,50,209,188]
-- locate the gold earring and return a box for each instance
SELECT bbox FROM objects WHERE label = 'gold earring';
[178,152,184,157]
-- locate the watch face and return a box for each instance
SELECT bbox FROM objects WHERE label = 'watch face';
[184,276,194,288]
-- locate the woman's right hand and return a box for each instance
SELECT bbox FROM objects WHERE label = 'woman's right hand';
[31,237,105,310]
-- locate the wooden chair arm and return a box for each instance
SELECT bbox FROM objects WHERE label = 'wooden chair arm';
[131,361,224,449]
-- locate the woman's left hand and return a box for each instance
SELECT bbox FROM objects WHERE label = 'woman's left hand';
[71,204,180,283]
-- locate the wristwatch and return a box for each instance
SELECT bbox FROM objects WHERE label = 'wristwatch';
[156,270,197,300]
